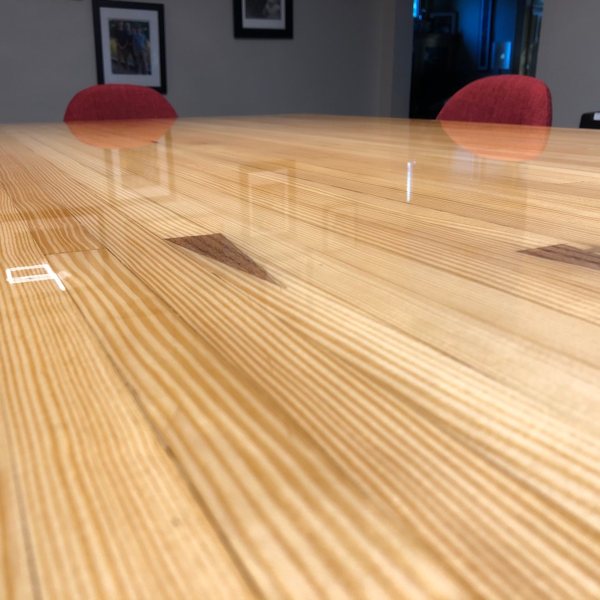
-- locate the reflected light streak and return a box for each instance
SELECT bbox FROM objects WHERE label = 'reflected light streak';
[406,160,416,203]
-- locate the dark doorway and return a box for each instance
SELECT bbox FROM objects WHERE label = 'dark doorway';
[409,0,544,119]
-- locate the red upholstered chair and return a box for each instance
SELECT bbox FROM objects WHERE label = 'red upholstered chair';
[64,84,177,122]
[437,75,552,126]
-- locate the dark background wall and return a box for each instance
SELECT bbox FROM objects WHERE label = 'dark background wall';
[409,0,521,118]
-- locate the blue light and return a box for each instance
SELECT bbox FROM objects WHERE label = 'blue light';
[413,0,420,18]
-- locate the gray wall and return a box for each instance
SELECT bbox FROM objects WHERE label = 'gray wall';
[537,0,600,128]
[0,0,412,123]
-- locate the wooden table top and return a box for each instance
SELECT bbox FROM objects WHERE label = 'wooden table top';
[1,115,599,599]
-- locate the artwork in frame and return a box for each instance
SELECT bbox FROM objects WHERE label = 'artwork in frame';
[92,0,167,93]
[233,0,293,39]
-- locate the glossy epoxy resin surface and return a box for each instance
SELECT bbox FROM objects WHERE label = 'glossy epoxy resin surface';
[1,115,600,598]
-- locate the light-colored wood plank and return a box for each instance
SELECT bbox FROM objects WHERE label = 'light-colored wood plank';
[0,182,254,599]
[48,248,463,599]
[49,247,600,599]
[0,414,37,600]
[21,129,600,420]
[3,116,600,598]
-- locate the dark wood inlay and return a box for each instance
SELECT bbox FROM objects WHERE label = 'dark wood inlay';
[519,244,600,271]
[168,233,276,283]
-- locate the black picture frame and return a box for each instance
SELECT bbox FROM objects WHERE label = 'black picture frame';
[92,0,167,93]
[234,0,293,39]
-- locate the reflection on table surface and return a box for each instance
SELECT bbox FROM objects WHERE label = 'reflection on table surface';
[440,119,550,160]
[1,115,600,599]
[66,117,176,148]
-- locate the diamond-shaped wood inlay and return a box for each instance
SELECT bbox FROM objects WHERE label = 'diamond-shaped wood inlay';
[167,233,276,283]
[519,244,600,271]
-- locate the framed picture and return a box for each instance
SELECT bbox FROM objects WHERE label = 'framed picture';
[234,0,293,39]
[92,0,167,93]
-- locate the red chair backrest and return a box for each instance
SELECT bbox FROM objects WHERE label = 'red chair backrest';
[437,75,552,126]
[64,84,177,122]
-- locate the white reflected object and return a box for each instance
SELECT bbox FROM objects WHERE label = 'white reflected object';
[407,160,416,203]
[5,264,66,292]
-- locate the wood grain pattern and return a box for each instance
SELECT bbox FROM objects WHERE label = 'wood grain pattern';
[0,183,253,599]
[2,116,600,598]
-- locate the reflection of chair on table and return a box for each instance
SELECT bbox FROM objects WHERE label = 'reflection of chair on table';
[64,85,177,202]
[66,119,175,149]
[64,84,177,122]
[440,120,550,162]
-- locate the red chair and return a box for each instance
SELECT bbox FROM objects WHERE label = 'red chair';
[64,84,177,122]
[437,75,552,126]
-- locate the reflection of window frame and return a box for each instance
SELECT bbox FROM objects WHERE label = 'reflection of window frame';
[478,0,493,70]
[108,135,173,199]
[240,163,296,239]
